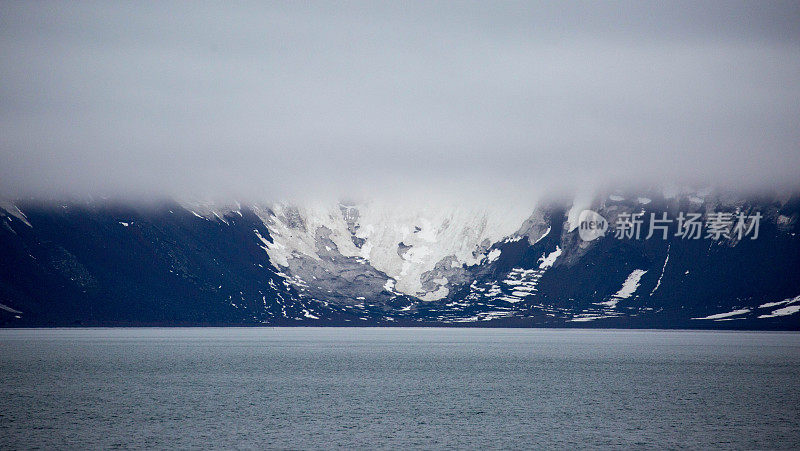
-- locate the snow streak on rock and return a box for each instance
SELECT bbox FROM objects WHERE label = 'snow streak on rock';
[596,269,647,309]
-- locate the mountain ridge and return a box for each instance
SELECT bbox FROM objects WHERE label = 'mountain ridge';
[1,189,798,329]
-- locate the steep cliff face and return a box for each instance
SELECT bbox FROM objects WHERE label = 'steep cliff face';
[0,201,336,326]
[1,190,798,328]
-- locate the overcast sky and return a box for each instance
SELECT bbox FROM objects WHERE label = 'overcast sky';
[1,1,799,202]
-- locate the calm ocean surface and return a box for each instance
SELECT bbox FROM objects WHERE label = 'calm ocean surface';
[1,328,798,449]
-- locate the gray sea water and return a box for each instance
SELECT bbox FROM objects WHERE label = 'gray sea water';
[0,328,798,449]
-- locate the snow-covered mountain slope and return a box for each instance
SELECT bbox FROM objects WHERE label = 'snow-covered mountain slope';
[1,189,799,328]
[252,201,532,301]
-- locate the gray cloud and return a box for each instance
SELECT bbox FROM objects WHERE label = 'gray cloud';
[1,1,799,201]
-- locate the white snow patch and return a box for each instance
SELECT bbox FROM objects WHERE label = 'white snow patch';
[598,269,647,308]
[254,229,283,262]
[500,267,543,300]
[383,279,395,292]
[302,310,319,319]
[452,310,515,322]
[569,314,613,322]
[212,211,229,224]
[692,308,751,320]
[419,285,449,301]
[477,310,515,321]
[650,247,669,296]
[181,202,241,222]
[609,195,625,201]
[118,221,129,227]
[615,269,647,299]
[487,249,501,263]
[758,305,800,319]
[498,296,522,303]
[0,202,32,227]
[637,197,652,205]
[0,303,23,314]
[531,226,551,245]
[538,246,562,269]
[759,294,800,309]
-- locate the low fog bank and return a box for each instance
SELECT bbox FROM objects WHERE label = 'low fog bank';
[3,179,798,213]
[2,2,798,204]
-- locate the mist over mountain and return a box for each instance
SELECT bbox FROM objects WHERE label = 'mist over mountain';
[1,1,799,201]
